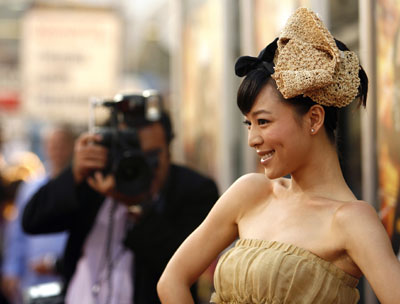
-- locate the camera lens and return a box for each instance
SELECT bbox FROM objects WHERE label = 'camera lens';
[114,151,153,197]
[117,154,149,181]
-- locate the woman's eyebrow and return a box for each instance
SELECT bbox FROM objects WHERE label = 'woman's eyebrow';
[251,109,272,117]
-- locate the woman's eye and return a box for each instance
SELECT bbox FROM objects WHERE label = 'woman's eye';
[242,120,251,128]
[258,119,270,125]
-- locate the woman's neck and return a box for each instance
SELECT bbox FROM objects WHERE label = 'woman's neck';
[288,140,355,201]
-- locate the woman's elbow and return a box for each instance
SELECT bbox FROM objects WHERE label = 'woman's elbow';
[157,273,168,301]
[157,270,194,304]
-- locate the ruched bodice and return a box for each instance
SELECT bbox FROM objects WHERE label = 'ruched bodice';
[211,239,359,304]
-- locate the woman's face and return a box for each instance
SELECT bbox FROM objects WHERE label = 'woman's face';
[244,80,310,179]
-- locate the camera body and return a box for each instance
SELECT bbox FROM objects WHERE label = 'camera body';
[89,90,163,198]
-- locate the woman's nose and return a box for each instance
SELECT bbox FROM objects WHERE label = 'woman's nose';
[248,128,263,148]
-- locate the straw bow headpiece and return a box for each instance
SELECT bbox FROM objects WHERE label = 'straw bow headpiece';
[271,8,360,107]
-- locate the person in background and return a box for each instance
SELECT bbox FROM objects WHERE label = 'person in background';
[1,125,75,304]
[22,91,219,304]
[0,125,11,304]
[158,8,400,304]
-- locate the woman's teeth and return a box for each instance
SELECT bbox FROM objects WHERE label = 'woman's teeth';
[261,150,274,162]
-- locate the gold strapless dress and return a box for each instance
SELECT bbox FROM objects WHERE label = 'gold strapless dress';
[211,239,359,304]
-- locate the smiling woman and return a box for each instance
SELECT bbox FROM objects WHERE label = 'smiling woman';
[157,7,400,304]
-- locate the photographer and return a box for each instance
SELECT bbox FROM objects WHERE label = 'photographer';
[21,91,219,304]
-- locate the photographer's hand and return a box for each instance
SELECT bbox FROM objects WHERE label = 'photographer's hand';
[75,133,151,205]
[87,170,115,196]
[87,171,148,207]
[72,132,108,184]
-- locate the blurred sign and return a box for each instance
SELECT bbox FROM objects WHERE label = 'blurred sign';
[21,6,121,124]
[0,67,19,112]
[0,91,19,111]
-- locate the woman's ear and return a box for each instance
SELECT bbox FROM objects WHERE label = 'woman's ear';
[307,105,325,135]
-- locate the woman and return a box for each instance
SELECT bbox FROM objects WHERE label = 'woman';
[157,8,400,303]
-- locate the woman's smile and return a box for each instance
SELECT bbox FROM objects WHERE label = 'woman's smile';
[257,149,275,164]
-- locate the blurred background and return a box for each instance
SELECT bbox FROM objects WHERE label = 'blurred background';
[0,0,398,303]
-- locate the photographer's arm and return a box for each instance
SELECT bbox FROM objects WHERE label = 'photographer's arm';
[22,167,82,233]
[22,133,107,234]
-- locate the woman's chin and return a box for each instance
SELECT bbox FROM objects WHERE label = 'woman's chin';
[263,168,280,180]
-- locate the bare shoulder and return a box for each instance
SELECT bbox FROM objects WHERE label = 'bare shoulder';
[332,200,382,242]
[333,200,379,225]
[214,173,274,222]
[228,173,274,200]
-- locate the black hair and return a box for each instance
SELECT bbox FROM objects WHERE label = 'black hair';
[236,38,369,144]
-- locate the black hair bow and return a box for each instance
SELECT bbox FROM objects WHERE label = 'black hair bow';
[234,38,278,77]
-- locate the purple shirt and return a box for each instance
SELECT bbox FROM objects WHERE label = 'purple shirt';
[66,198,133,304]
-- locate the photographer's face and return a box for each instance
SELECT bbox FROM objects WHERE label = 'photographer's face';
[138,122,170,196]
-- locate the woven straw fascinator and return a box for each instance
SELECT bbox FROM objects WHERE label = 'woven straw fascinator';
[271,8,360,107]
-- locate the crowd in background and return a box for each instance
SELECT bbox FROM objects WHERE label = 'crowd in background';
[0,125,76,304]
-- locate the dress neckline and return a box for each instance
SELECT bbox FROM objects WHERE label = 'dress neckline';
[236,238,359,288]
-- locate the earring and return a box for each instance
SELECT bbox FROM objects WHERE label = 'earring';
[311,128,315,133]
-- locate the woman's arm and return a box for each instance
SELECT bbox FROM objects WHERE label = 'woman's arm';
[157,173,265,303]
[335,201,400,304]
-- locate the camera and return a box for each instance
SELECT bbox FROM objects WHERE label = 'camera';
[89,90,163,198]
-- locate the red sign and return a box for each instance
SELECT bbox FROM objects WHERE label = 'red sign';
[0,91,19,111]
